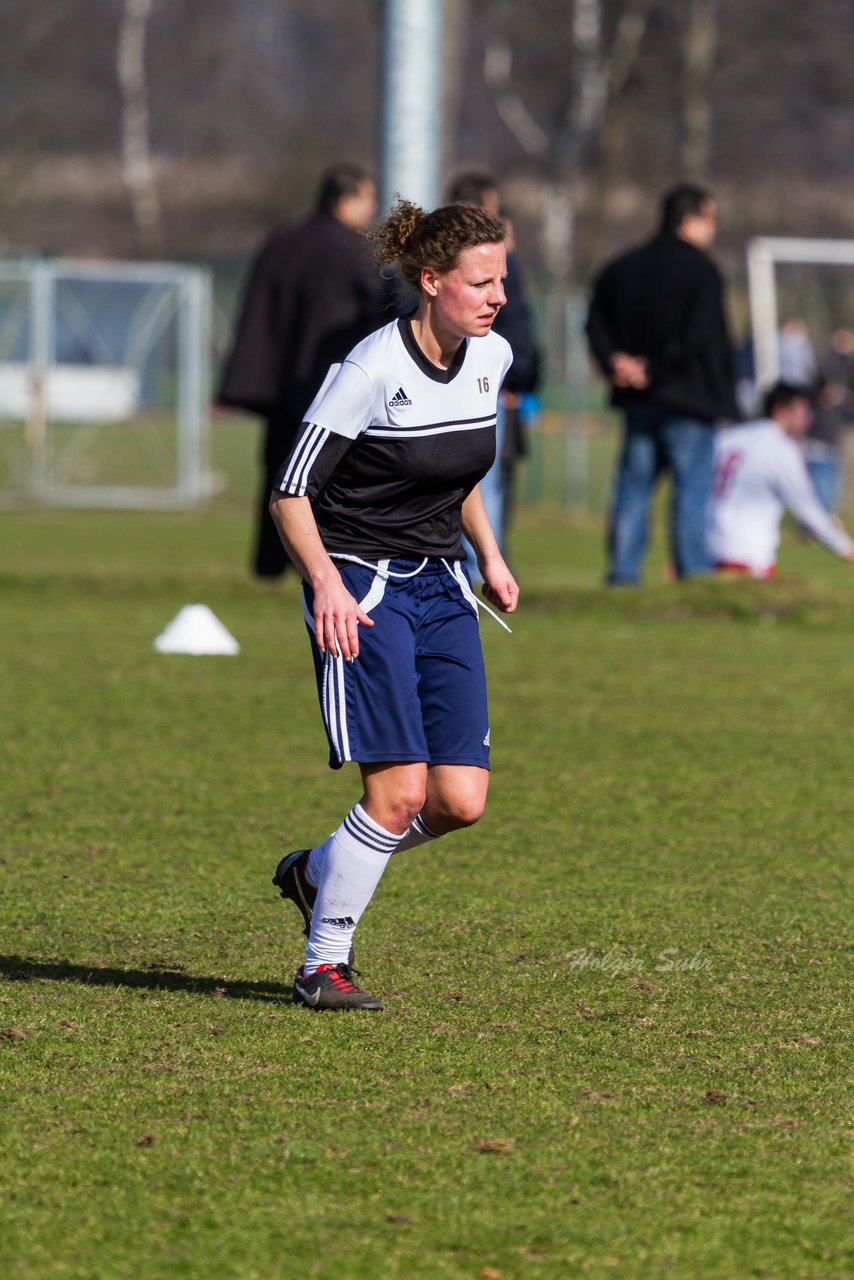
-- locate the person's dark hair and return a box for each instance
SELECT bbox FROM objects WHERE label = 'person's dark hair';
[763,382,813,418]
[660,183,713,234]
[315,163,372,215]
[447,172,499,207]
[367,197,505,290]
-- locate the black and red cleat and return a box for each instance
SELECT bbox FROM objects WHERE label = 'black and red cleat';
[292,963,383,1011]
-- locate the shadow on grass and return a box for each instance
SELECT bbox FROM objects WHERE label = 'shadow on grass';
[0,954,292,1003]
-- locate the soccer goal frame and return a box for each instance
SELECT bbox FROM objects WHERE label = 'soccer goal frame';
[747,236,854,390]
[0,258,212,508]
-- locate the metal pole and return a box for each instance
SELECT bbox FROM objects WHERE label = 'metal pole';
[564,295,589,510]
[177,268,212,504]
[379,0,444,214]
[27,263,53,501]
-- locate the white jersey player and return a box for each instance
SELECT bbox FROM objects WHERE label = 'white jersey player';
[707,383,854,578]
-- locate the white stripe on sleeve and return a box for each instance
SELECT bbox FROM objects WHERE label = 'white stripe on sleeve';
[279,423,330,495]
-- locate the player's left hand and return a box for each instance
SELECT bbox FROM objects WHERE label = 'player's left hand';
[480,557,519,614]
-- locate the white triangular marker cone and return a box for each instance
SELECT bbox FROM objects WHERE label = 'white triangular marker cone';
[154,604,240,656]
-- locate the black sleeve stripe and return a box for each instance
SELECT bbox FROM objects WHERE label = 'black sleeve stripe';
[373,411,497,433]
[366,418,496,439]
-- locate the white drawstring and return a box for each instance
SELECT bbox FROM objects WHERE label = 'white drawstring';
[329,552,512,633]
[441,558,513,633]
[330,553,428,580]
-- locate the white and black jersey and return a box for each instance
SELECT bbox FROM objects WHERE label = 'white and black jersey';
[273,317,513,559]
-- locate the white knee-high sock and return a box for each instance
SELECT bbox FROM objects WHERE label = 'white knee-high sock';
[304,804,401,973]
[393,812,442,853]
[308,813,440,883]
[305,835,333,888]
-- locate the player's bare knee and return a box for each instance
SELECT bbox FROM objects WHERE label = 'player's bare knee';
[430,788,486,831]
[450,794,486,828]
[383,786,427,834]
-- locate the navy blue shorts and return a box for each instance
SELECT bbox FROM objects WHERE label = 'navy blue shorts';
[302,557,490,771]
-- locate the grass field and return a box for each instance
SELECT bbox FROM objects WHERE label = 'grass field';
[1,420,853,1279]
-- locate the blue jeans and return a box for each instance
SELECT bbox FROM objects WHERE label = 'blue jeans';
[608,405,714,584]
[806,455,842,514]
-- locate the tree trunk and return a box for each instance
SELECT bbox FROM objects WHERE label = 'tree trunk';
[680,0,718,181]
[585,0,661,272]
[117,0,162,253]
[442,0,470,188]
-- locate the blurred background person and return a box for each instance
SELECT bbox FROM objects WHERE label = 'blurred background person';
[447,173,540,566]
[776,316,819,388]
[708,382,854,578]
[586,184,737,585]
[733,332,761,420]
[805,327,854,513]
[218,164,384,579]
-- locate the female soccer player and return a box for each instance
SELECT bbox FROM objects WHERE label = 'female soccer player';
[269,198,519,1010]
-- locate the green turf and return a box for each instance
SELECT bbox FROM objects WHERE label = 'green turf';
[1,431,853,1278]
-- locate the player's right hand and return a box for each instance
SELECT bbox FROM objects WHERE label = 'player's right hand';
[312,577,374,660]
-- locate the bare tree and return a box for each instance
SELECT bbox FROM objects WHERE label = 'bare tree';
[679,0,718,181]
[585,0,663,267]
[117,0,162,252]
[5,0,854,264]
[483,0,661,385]
[483,34,551,162]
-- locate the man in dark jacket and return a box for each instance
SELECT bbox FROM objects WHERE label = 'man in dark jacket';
[586,184,737,584]
[447,173,540,558]
[219,164,384,578]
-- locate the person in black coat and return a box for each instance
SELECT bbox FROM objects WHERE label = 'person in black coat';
[447,174,540,559]
[586,185,737,584]
[219,164,385,577]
